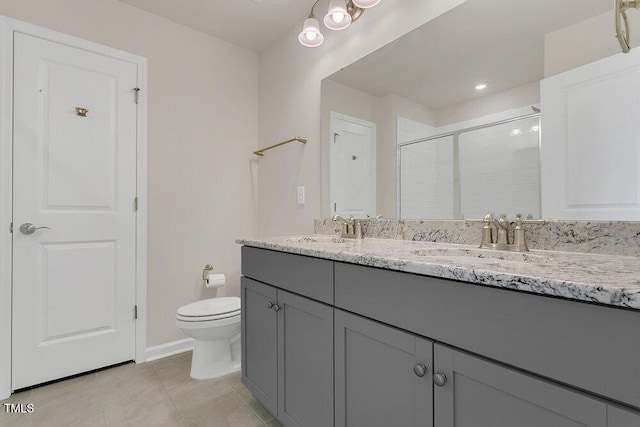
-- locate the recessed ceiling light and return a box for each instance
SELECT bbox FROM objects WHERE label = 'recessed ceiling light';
[475,84,487,90]
[510,129,522,136]
[529,125,540,132]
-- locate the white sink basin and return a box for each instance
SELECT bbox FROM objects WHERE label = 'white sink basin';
[285,236,348,244]
[409,248,549,265]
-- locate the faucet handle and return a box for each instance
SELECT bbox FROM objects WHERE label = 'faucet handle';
[495,214,510,244]
[512,214,545,252]
[515,213,524,228]
[466,213,493,223]
[479,213,495,247]
[521,214,545,226]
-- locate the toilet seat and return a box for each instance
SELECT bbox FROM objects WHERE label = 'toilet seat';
[176,297,240,322]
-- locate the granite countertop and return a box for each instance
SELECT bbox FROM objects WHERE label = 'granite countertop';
[237,234,640,310]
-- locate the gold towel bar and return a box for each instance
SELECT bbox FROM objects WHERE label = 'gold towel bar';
[254,137,308,156]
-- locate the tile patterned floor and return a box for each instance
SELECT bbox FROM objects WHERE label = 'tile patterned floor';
[0,352,282,427]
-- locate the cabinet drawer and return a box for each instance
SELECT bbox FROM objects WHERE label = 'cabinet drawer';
[335,262,640,408]
[241,246,334,304]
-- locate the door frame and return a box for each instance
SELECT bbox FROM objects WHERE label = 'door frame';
[329,111,377,217]
[0,16,148,400]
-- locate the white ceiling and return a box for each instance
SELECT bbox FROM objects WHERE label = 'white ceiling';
[117,0,613,105]
[328,0,611,110]
[117,0,312,51]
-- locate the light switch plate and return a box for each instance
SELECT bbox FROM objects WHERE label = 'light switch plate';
[297,186,305,205]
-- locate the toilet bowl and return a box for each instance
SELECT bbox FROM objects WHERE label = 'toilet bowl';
[176,297,241,380]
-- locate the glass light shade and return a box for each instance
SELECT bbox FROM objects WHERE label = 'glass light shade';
[298,17,324,47]
[324,0,352,30]
[353,0,380,8]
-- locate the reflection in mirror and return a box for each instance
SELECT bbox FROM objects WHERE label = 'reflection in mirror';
[321,0,640,220]
[399,115,540,220]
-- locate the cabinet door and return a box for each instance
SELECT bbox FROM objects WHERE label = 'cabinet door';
[241,278,278,416]
[335,310,433,427]
[277,290,333,427]
[434,345,607,427]
[608,405,640,426]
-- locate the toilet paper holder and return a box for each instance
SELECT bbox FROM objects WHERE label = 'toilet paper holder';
[202,264,214,281]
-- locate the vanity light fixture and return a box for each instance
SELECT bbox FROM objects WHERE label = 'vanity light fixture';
[299,15,324,47]
[353,0,381,7]
[616,0,640,52]
[324,0,352,30]
[299,0,379,47]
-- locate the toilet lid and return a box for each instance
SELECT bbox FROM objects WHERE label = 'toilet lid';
[177,297,240,318]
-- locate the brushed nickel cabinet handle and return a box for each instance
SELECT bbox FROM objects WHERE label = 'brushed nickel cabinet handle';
[413,364,427,377]
[433,373,448,387]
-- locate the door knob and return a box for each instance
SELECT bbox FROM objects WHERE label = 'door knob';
[267,302,274,309]
[272,304,282,312]
[433,373,448,387]
[19,223,51,235]
[413,364,427,377]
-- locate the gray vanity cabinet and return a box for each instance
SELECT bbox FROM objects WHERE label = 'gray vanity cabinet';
[608,406,640,426]
[433,345,610,427]
[277,290,333,427]
[334,309,640,427]
[241,277,278,416]
[334,309,433,427]
[241,276,333,427]
[242,247,640,427]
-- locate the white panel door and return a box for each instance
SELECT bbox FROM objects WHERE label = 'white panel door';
[540,48,640,220]
[12,33,138,389]
[330,113,376,218]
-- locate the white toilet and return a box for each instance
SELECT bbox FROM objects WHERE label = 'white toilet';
[176,297,241,380]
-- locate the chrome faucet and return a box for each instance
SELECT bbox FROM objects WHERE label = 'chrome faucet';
[332,215,363,239]
[469,213,544,252]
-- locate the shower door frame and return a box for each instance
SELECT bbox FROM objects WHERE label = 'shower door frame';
[396,112,542,219]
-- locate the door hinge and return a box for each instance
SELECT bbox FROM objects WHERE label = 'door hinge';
[134,305,138,320]
[9,222,13,233]
[134,197,139,211]
[133,87,140,104]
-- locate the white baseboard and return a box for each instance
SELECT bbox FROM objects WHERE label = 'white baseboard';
[145,338,194,362]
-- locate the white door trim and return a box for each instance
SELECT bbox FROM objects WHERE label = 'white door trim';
[329,111,377,217]
[0,16,148,400]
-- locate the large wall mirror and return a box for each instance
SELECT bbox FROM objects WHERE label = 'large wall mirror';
[321,0,640,221]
